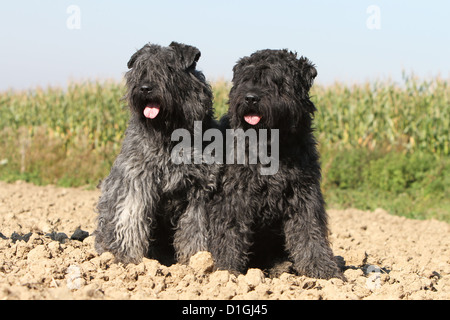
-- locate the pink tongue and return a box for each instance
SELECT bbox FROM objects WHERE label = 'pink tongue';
[244,114,261,125]
[143,105,160,119]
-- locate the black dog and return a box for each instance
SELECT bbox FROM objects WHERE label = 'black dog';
[95,42,217,266]
[208,49,343,279]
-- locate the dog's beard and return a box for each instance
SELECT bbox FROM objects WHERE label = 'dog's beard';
[130,89,166,122]
[231,100,270,130]
[232,102,301,131]
[131,92,200,133]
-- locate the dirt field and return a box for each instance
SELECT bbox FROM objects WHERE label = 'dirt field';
[0,180,448,300]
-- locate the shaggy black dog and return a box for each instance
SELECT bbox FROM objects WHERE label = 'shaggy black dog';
[208,49,343,279]
[94,42,217,266]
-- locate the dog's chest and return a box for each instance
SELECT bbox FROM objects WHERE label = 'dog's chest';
[151,159,193,193]
[225,165,297,213]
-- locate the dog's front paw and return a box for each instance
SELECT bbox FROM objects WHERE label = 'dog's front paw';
[295,259,345,280]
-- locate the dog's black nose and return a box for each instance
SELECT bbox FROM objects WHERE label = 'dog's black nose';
[245,94,260,105]
[140,85,152,94]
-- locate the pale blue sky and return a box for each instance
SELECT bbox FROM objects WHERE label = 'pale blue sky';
[0,0,449,90]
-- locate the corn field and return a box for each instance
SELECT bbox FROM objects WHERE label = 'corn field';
[311,75,449,156]
[1,75,448,157]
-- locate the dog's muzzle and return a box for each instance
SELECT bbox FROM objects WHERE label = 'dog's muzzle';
[243,93,262,125]
[245,93,260,106]
[138,85,161,119]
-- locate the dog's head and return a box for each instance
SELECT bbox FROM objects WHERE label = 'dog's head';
[228,49,317,131]
[125,42,213,130]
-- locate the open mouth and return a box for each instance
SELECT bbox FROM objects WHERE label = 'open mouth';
[244,113,262,125]
[143,103,160,119]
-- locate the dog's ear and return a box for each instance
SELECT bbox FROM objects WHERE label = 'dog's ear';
[298,56,317,88]
[231,56,250,83]
[231,63,241,82]
[127,46,148,69]
[127,51,139,69]
[169,41,201,70]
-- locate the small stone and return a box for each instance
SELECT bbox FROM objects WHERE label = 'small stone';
[244,268,265,288]
[70,229,89,242]
[47,241,62,256]
[142,258,163,277]
[189,251,214,274]
[209,270,231,284]
[11,232,32,243]
[45,232,69,243]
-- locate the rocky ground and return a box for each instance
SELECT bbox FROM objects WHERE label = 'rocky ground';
[0,181,448,300]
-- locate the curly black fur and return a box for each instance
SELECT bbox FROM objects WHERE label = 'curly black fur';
[208,49,344,279]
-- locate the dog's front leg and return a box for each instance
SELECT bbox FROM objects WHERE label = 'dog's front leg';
[207,196,254,274]
[284,184,344,280]
[95,165,154,264]
[173,192,209,264]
